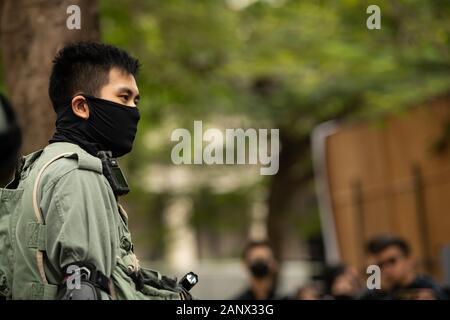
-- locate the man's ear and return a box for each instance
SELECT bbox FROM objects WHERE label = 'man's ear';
[71,95,89,119]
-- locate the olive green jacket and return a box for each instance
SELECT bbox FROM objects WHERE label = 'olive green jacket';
[4,142,181,300]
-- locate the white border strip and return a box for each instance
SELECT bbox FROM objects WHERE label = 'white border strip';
[311,120,341,264]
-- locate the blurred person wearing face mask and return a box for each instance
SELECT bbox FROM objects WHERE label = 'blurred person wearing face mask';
[234,240,280,300]
[360,234,447,300]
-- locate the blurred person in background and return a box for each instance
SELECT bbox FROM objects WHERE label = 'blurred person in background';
[0,94,22,187]
[360,234,447,300]
[321,264,363,300]
[234,240,280,300]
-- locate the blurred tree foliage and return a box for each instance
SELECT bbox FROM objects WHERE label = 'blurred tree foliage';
[99,0,450,259]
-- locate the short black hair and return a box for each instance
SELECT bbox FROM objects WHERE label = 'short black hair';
[48,42,140,110]
[241,239,274,261]
[321,264,348,295]
[366,234,411,256]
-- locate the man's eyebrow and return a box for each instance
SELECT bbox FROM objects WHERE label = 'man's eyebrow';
[117,87,139,97]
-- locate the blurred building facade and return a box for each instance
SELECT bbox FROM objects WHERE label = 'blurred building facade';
[314,94,450,283]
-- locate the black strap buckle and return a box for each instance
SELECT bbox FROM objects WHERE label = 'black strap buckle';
[63,262,111,295]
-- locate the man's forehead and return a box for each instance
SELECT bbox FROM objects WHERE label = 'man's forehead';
[108,68,139,93]
[249,246,273,257]
[378,246,403,257]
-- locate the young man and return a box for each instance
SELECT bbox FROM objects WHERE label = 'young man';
[234,240,279,300]
[360,234,447,300]
[4,42,190,300]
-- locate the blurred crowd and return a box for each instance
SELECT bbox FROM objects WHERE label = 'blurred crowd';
[233,236,449,300]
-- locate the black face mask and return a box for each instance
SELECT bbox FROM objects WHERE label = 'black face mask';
[82,95,140,157]
[249,259,271,279]
[50,95,140,158]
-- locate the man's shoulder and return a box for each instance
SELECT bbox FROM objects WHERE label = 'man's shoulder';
[28,142,104,191]
[410,275,448,298]
[232,288,254,300]
[42,142,102,175]
[409,275,441,290]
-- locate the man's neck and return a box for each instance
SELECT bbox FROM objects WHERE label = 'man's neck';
[250,277,274,300]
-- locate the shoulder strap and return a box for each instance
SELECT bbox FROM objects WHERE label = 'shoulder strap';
[32,152,75,284]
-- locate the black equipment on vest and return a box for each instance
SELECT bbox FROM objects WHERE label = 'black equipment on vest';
[0,94,22,186]
[60,262,111,300]
[97,151,129,196]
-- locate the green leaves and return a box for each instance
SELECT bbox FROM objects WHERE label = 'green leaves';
[99,0,450,257]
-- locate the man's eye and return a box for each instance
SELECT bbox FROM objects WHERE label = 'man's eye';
[120,95,129,101]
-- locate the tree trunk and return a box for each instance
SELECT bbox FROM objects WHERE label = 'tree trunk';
[266,132,314,259]
[0,0,99,154]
